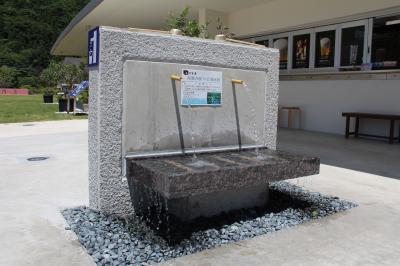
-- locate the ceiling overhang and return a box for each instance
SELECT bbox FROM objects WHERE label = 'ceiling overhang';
[51,0,270,56]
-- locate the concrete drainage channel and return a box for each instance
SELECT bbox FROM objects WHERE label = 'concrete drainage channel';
[62,182,357,265]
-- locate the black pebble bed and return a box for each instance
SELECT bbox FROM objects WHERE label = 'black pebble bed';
[62,181,357,266]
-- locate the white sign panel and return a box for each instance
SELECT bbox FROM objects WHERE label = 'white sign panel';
[181,69,223,106]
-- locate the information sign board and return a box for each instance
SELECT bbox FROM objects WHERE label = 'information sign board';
[181,69,222,106]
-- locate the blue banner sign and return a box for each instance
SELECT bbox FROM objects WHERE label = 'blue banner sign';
[69,80,89,97]
[88,27,99,67]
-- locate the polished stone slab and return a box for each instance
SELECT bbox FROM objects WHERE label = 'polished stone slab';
[127,148,320,199]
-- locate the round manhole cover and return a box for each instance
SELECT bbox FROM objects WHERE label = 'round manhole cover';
[27,157,49,162]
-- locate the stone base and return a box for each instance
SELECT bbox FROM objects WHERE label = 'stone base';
[127,148,319,224]
[127,148,319,200]
[128,181,268,222]
[167,185,269,221]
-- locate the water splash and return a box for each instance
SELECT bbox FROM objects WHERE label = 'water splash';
[187,160,217,169]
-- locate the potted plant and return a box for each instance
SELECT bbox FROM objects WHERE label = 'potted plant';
[215,17,233,40]
[166,7,208,38]
[40,61,85,113]
[42,88,54,104]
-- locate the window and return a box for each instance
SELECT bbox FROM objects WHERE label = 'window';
[273,37,288,70]
[371,15,400,70]
[247,13,400,72]
[315,30,336,68]
[292,34,311,69]
[340,25,365,66]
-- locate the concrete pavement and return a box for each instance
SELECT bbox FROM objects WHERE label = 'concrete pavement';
[1,122,399,266]
[0,120,94,266]
[164,164,400,266]
[164,129,400,265]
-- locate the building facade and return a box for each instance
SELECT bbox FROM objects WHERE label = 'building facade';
[52,0,400,136]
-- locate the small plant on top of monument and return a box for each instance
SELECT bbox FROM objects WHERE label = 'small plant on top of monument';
[166,6,208,38]
[216,17,235,39]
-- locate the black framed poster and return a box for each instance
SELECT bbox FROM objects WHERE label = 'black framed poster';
[292,34,310,69]
[340,26,365,66]
[315,30,336,68]
[273,37,288,70]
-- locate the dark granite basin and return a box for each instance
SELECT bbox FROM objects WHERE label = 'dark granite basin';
[127,148,320,199]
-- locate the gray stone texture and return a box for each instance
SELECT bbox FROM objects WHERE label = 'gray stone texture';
[123,61,268,153]
[127,149,320,199]
[88,26,279,217]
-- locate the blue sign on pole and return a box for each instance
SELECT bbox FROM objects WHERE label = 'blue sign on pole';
[88,27,100,67]
[69,80,89,97]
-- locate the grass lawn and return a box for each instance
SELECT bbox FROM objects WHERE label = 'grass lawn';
[0,95,87,124]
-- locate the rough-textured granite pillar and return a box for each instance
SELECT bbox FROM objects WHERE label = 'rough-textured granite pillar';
[88,26,279,217]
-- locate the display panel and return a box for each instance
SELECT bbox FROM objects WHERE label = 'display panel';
[292,34,310,69]
[315,30,336,68]
[340,26,365,66]
[371,16,400,70]
[273,37,288,70]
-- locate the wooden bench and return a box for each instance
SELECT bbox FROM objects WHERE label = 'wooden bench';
[342,112,400,144]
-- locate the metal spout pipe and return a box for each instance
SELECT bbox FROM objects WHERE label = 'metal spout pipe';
[232,79,244,85]
[171,75,182,81]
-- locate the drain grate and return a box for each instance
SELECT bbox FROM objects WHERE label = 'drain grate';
[27,157,49,162]
[22,124,35,127]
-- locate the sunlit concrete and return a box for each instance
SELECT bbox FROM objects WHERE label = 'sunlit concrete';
[1,122,399,266]
[163,129,400,265]
[0,120,93,266]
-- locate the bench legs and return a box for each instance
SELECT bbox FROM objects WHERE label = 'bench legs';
[355,117,360,138]
[389,119,395,144]
[345,116,350,139]
[345,117,398,144]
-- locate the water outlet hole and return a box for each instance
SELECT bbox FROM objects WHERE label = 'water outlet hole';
[27,157,49,162]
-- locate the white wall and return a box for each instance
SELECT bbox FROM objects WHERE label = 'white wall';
[279,80,400,136]
[228,0,400,36]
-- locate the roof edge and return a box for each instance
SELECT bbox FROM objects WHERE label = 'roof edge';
[51,0,104,55]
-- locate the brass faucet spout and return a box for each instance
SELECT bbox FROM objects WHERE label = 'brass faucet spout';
[232,79,244,85]
[171,75,182,81]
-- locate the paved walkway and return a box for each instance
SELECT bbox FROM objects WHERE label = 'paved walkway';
[1,122,399,266]
[166,129,400,265]
[0,120,94,266]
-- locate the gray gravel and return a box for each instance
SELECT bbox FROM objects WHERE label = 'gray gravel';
[62,181,357,265]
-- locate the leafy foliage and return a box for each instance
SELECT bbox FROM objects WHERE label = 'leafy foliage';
[166,7,208,37]
[0,0,89,87]
[40,60,86,93]
[0,65,19,87]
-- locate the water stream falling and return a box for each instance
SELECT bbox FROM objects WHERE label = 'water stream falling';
[242,82,262,159]
[188,102,197,162]
[186,101,217,168]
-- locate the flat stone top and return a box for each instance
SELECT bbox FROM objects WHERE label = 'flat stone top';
[128,149,320,199]
[100,26,279,72]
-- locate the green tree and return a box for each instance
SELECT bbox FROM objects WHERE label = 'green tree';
[40,61,63,88]
[0,66,19,87]
[0,0,90,86]
[40,61,85,112]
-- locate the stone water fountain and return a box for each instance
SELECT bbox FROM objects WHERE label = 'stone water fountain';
[88,26,319,240]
